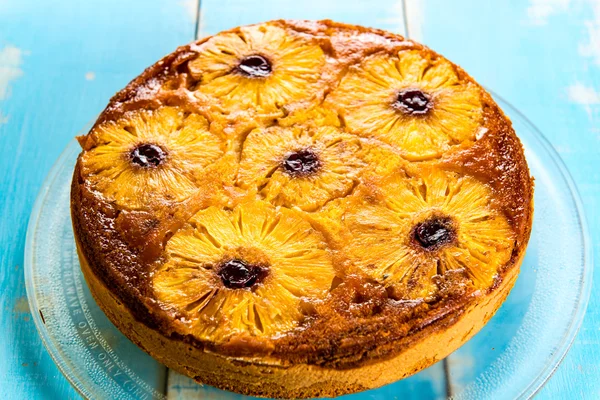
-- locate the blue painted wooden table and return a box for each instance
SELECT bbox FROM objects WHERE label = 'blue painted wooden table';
[1,0,598,398]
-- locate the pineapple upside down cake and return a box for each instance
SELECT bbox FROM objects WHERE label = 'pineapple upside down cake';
[71,20,533,398]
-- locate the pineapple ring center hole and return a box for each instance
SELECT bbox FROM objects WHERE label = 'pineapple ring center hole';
[130,143,167,168]
[283,149,321,177]
[412,216,456,250]
[218,259,268,289]
[393,89,432,115]
[237,55,272,78]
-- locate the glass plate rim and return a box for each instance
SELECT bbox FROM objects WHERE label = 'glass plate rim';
[490,93,594,399]
[24,97,593,399]
[24,135,94,400]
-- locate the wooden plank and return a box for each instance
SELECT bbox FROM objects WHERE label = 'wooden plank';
[167,2,449,399]
[411,0,600,398]
[184,1,600,399]
[0,0,197,398]
[198,0,407,37]
[1,0,593,398]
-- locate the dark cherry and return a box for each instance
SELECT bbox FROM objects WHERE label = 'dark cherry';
[218,259,266,289]
[413,217,455,249]
[394,89,431,115]
[283,149,321,176]
[237,55,272,78]
[130,144,166,168]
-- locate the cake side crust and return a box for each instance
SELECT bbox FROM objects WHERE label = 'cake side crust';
[75,229,523,398]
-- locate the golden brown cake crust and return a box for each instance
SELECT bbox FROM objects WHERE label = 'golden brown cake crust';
[76,233,523,398]
[71,19,534,397]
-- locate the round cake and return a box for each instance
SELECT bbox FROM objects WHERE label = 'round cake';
[71,20,534,398]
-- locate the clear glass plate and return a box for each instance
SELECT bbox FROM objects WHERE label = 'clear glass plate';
[25,96,592,400]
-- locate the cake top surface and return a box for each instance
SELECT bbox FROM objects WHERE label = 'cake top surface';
[72,20,533,367]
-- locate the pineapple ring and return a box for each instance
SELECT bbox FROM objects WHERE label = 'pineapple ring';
[79,106,225,209]
[326,50,484,161]
[343,167,514,299]
[237,124,374,212]
[188,24,326,114]
[153,201,335,340]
